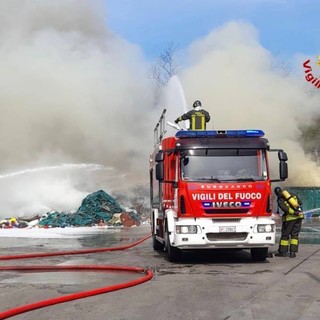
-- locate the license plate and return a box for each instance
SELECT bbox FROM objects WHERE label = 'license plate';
[219,226,236,232]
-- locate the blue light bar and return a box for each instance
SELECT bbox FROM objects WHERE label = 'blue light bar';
[175,129,265,138]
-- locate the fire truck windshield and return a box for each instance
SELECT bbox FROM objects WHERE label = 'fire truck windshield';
[181,149,267,182]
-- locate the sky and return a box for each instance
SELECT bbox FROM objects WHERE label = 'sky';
[0,0,319,218]
[105,0,319,59]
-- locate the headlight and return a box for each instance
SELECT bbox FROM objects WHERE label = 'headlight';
[256,224,274,233]
[265,224,272,232]
[176,225,198,234]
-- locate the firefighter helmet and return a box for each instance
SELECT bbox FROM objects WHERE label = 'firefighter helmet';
[274,187,282,196]
[193,100,201,108]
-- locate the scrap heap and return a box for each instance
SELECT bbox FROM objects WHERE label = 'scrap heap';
[37,190,140,228]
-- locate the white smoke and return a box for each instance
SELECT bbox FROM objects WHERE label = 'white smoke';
[0,0,156,218]
[179,21,320,186]
[1,4,319,219]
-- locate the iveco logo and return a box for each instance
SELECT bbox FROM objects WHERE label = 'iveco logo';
[200,184,253,189]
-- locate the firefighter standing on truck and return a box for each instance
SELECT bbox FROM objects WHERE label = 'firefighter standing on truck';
[274,187,304,258]
[174,100,210,130]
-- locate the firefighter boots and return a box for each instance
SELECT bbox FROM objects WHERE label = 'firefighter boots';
[289,252,296,258]
[275,252,287,257]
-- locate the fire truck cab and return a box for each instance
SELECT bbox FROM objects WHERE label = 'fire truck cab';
[150,109,288,262]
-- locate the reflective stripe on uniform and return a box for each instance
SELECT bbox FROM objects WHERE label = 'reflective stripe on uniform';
[280,239,289,246]
[285,215,300,221]
[191,113,205,130]
[290,238,299,245]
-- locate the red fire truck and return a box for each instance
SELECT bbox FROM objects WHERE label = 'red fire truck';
[150,109,288,261]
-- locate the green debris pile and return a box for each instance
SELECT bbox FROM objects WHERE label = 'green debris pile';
[38,190,126,227]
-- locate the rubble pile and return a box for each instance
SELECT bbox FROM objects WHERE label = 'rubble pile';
[1,190,141,228]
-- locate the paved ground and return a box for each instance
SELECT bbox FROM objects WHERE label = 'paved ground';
[0,226,319,320]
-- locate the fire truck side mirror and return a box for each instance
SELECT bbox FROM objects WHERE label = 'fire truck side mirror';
[155,152,164,180]
[278,151,288,181]
[278,151,288,161]
[279,161,288,180]
[155,152,164,162]
[270,150,288,182]
[156,162,164,181]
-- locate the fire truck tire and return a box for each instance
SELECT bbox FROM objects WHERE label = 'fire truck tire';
[165,227,181,262]
[250,248,268,261]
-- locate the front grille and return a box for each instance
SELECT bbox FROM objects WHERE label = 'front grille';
[212,218,241,223]
[204,209,249,214]
[206,232,248,241]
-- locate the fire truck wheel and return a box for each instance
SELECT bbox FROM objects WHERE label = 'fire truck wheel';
[165,226,181,262]
[250,248,268,261]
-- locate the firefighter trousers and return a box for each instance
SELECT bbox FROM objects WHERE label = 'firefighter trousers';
[278,218,302,253]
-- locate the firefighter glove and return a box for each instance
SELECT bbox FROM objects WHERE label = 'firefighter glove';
[174,119,179,124]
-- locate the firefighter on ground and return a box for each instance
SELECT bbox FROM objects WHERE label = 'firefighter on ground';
[274,187,304,258]
[174,100,210,130]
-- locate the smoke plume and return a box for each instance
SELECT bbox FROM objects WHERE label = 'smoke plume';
[0,0,156,218]
[179,21,320,187]
[0,3,319,219]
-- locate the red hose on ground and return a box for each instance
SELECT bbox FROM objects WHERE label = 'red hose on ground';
[0,234,153,320]
[0,234,151,260]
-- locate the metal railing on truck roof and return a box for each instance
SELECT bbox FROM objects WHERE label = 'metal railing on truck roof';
[153,109,167,147]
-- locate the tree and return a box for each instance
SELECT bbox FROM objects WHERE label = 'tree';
[273,59,294,78]
[272,52,294,78]
[150,42,180,87]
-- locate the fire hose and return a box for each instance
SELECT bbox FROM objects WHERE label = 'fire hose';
[0,234,153,319]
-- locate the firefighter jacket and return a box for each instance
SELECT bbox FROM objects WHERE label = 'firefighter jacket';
[277,194,304,221]
[176,107,210,130]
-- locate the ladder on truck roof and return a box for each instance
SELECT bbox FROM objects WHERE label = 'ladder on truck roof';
[154,109,167,147]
